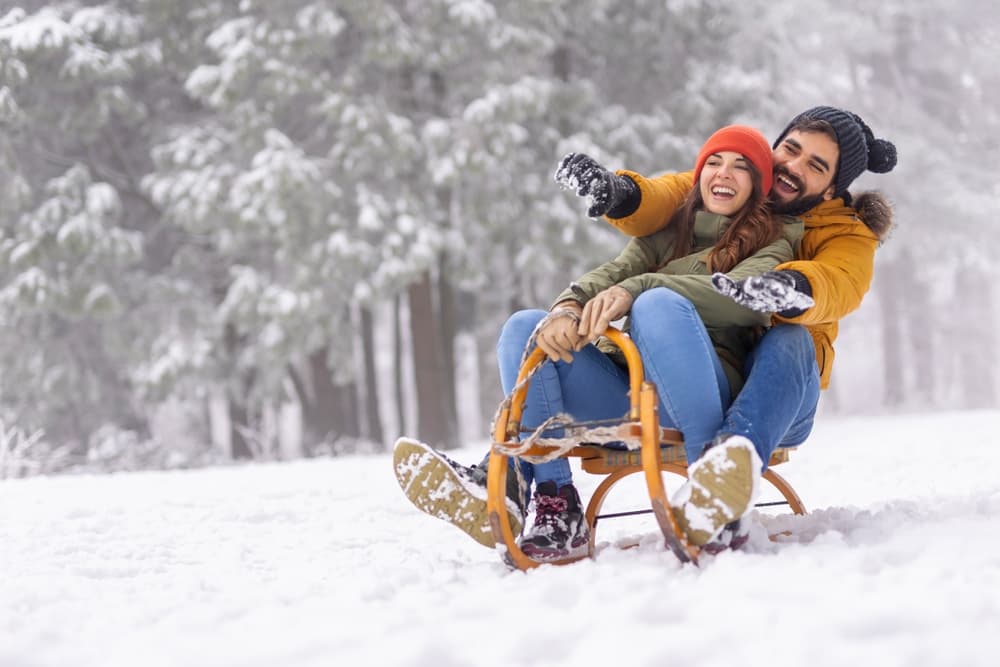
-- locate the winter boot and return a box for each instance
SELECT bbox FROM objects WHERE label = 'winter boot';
[701,518,752,555]
[518,481,591,561]
[671,435,762,547]
[392,438,526,548]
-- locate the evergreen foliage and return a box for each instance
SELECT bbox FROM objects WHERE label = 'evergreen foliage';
[0,2,994,467]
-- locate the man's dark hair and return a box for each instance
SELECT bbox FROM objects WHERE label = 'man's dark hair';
[773,106,898,198]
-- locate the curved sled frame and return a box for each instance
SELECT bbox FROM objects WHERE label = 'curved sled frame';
[486,328,806,571]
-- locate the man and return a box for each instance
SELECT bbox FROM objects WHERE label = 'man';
[394,106,896,556]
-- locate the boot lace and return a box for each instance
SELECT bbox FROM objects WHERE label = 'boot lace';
[533,493,568,529]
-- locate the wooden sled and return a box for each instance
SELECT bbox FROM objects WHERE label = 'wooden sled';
[486,328,806,571]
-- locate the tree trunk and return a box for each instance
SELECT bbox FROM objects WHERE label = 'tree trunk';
[223,322,255,459]
[393,294,407,437]
[408,270,456,448]
[435,263,459,444]
[359,305,384,447]
[903,249,934,406]
[292,348,360,449]
[278,381,304,460]
[957,266,997,408]
[452,287,481,442]
[879,259,906,407]
[334,379,360,442]
[208,385,231,457]
[228,389,254,459]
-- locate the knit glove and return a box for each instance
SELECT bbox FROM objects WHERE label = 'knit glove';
[554,152,639,218]
[712,270,815,316]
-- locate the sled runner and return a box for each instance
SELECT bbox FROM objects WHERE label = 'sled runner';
[487,327,806,571]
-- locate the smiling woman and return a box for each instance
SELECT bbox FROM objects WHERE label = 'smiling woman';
[697,124,774,209]
[670,125,779,275]
[701,152,754,215]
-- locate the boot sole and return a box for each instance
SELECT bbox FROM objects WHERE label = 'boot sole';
[521,535,590,562]
[677,437,761,547]
[392,438,523,548]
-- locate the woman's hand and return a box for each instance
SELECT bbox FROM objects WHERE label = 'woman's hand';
[536,303,584,363]
[578,286,634,344]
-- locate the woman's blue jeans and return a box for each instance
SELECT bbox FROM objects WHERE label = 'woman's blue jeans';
[496,288,731,490]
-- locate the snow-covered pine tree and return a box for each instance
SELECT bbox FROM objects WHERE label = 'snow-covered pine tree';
[0,4,154,452]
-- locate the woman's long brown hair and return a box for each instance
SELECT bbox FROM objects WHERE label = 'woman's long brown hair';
[662,163,780,274]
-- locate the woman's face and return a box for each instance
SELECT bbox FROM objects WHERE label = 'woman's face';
[699,151,755,216]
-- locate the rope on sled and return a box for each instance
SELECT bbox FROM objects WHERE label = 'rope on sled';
[492,413,641,463]
[489,307,639,464]
[488,307,575,441]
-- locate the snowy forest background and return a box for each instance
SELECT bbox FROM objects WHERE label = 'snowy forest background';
[1,0,997,477]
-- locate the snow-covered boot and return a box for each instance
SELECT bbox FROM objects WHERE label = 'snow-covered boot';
[671,435,762,547]
[518,481,591,561]
[392,438,526,548]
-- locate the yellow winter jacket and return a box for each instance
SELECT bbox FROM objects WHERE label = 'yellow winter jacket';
[607,169,893,389]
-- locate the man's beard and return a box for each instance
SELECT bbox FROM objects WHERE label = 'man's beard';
[771,191,827,216]
[768,167,829,216]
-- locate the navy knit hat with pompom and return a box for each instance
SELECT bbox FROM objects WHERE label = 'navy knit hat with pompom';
[774,106,897,197]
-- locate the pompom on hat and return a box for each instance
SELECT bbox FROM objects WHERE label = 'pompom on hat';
[694,125,774,195]
[774,106,898,197]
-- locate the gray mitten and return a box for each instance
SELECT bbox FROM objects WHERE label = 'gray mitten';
[712,270,815,316]
[554,152,638,218]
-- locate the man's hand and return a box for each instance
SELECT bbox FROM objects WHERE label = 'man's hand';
[536,306,584,363]
[578,286,634,344]
[712,271,815,314]
[554,153,637,218]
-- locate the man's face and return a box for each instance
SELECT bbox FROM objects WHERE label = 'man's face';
[769,129,839,215]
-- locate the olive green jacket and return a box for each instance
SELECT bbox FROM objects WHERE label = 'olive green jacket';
[553,210,803,396]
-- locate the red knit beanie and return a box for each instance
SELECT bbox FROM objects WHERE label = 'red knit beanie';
[693,125,774,195]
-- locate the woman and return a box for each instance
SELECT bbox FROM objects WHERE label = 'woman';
[502,125,804,560]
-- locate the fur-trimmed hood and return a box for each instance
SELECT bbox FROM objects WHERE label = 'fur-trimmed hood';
[851,191,894,241]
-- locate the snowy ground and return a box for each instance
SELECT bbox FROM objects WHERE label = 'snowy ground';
[2,409,999,667]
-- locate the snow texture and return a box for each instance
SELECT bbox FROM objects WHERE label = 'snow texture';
[2,409,999,667]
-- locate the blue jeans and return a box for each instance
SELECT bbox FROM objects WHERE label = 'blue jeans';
[721,324,821,469]
[495,288,731,490]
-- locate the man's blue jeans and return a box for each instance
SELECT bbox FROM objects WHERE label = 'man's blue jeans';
[495,288,731,490]
[721,324,821,468]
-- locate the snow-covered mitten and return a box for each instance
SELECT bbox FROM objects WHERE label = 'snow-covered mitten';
[712,270,815,316]
[554,152,639,218]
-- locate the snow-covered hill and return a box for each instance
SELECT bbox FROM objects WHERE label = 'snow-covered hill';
[2,410,998,667]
